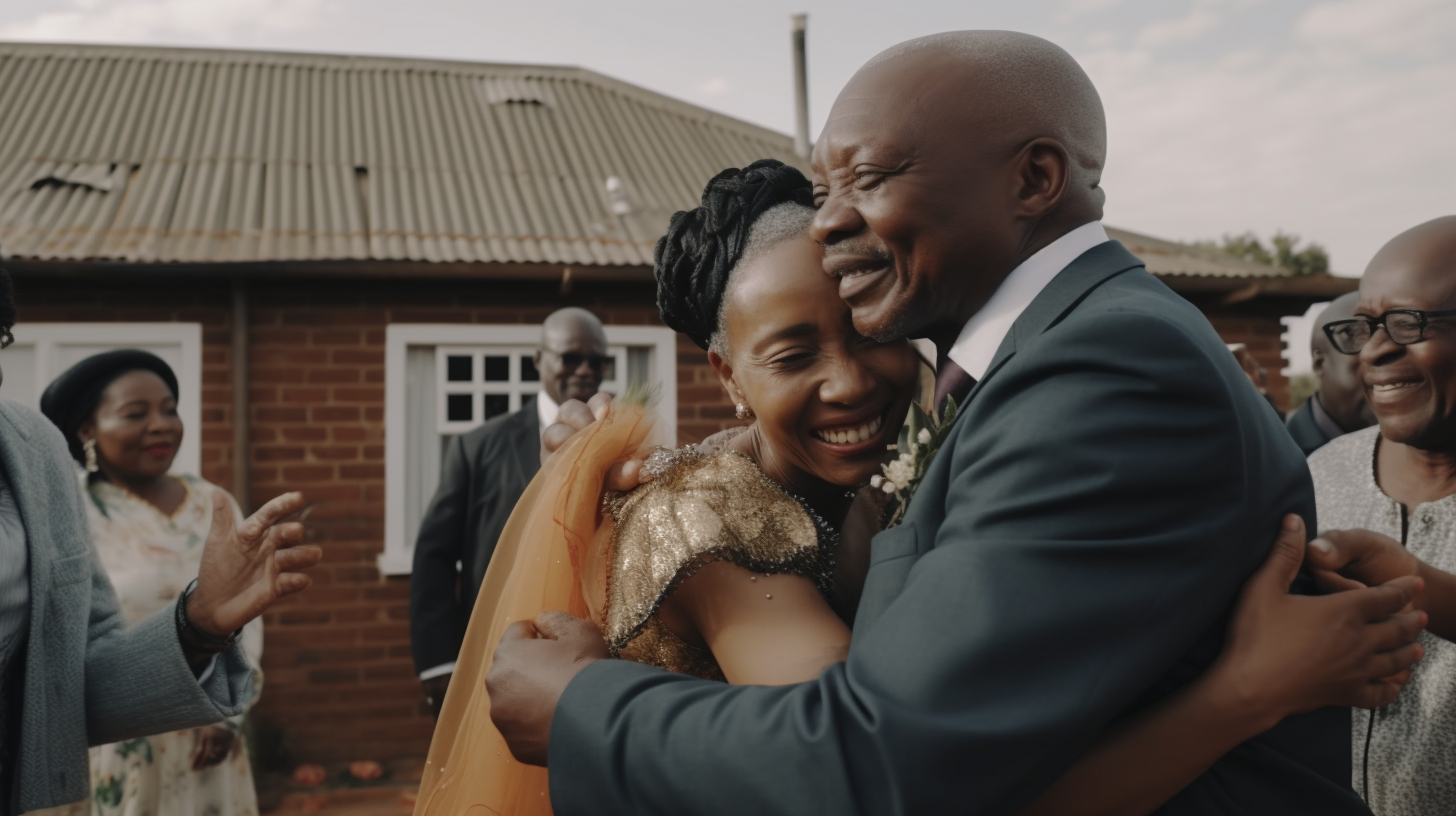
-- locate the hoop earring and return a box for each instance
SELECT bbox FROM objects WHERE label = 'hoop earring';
[735,403,754,420]
[83,438,99,473]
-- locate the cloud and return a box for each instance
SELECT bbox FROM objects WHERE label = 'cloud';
[0,0,334,43]
[1296,0,1456,59]
[695,77,731,96]
[1080,26,1456,273]
[1133,7,1221,50]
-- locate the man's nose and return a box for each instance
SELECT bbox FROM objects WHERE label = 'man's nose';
[1361,325,1403,369]
[810,191,864,247]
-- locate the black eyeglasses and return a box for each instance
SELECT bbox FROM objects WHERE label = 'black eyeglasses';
[542,349,611,372]
[1323,308,1456,355]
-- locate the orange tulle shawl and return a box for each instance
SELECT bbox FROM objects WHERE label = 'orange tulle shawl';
[413,404,661,816]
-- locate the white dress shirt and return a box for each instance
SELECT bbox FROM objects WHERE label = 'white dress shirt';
[535,389,559,437]
[945,221,1110,380]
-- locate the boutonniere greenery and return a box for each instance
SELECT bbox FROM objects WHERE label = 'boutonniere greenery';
[872,396,958,528]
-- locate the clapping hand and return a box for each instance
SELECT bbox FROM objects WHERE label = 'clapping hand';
[1309,528,1456,642]
[190,725,237,770]
[186,491,321,639]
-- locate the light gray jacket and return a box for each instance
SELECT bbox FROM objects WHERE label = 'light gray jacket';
[2,400,255,814]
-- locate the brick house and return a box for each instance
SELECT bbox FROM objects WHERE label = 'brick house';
[0,42,1354,768]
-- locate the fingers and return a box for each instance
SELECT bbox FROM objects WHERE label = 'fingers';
[1362,641,1425,697]
[499,619,542,644]
[274,544,323,572]
[240,492,307,542]
[274,572,313,597]
[586,392,614,421]
[1353,575,1425,622]
[557,400,597,432]
[542,422,578,457]
[1363,609,1429,653]
[604,459,649,492]
[533,610,597,640]
[1249,514,1307,595]
[206,490,239,546]
[1314,568,1367,594]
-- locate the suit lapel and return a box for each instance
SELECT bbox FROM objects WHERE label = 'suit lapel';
[509,398,541,485]
[952,240,1146,417]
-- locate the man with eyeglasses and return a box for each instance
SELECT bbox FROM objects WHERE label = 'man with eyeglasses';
[1304,216,1456,816]
[409,307,609,718]
[1286,291,1378,456]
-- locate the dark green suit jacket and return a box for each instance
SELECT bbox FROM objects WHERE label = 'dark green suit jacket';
[1286,396,1336,457]
[548,242,1367,815]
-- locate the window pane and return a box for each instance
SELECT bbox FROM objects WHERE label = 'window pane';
[520,354,540,382]
[484,393,510,419]
[446,355,472,382]
[484,355,510,382]
[602,355,616,381]
[446,393,474,422]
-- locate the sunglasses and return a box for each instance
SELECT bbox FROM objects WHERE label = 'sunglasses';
[542,349,611,372]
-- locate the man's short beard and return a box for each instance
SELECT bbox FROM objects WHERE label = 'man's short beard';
[858,298,919,344]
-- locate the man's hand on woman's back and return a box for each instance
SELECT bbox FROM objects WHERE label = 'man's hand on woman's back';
[540,393,650,491]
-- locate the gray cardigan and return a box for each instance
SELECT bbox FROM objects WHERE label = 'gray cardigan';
[1,399,255,814]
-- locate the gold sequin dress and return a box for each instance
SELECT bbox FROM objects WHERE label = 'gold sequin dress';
[602,446,839,681]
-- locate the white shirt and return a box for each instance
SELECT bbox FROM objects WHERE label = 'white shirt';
[945,221,1110,380]
[419,390,561,681]
[535,389,559,438]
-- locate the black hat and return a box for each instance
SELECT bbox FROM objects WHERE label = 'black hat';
[39,349,180,464]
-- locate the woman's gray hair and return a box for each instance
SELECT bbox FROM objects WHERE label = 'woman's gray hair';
[708,202,818,354]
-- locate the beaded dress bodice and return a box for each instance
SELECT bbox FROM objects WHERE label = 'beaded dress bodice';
[602,446,838,681]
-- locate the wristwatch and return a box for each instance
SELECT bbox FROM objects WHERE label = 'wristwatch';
[176,579,241,655]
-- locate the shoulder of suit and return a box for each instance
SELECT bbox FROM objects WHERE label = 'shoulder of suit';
[457,403,536,448]
[0,398,74,461]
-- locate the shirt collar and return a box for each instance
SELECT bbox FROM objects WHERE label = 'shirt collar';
[945,221,1110,380]
[535,390,559,437]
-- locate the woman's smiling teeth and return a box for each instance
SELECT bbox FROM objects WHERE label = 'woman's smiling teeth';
[814,415,883,445]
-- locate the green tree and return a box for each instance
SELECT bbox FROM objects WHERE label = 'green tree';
[1198,231,1329,276]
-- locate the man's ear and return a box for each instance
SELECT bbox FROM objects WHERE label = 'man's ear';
[707,351,742,406]
[1012,137,1072,218]
[1311,347,1326,377]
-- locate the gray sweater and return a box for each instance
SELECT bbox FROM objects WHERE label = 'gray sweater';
[0,399,256,814]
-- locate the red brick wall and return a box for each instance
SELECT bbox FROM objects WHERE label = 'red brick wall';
[14,271,739,767]
[12,268,1305,768]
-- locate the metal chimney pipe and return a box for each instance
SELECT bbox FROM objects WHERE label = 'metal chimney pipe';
[791,14,811,159]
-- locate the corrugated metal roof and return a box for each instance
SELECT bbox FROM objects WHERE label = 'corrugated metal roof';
[1106,225,1292,279]
[0,42,802,266]
[0,42,1296,281]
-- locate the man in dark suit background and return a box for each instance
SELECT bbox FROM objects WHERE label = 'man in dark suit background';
[484,32,1417,815]
[409,307,607,716]
[1287,291,1376,456]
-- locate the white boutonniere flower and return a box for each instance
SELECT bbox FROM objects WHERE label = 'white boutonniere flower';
[874,396,960,527]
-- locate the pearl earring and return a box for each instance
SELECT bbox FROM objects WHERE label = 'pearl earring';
[83,438,99,473]
[735,403,754,420]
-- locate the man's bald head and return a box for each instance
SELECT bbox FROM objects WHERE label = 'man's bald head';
[810,31,1109,346]
[1355,216,1456,450]
[537,307,608,404]
[853,31,1107,199]
[1313,291,1362,354]
[1311,291,1375,433]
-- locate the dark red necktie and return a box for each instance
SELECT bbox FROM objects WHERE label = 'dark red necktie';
[934,356,976,417]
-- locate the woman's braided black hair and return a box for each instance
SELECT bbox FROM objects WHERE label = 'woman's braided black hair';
[654,159,814,350]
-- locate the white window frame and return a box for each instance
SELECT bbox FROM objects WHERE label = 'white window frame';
[0,323,204,475]
[380,324,677,575]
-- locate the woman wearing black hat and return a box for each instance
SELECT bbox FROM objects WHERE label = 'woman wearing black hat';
[37,350,263,816]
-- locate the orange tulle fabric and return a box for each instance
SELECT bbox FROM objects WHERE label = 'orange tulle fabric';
[412,403,661,816]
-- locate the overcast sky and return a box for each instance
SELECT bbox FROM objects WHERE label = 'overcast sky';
[2,0,1452,280]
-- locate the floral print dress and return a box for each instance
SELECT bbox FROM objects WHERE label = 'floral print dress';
[37,474,263,816]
